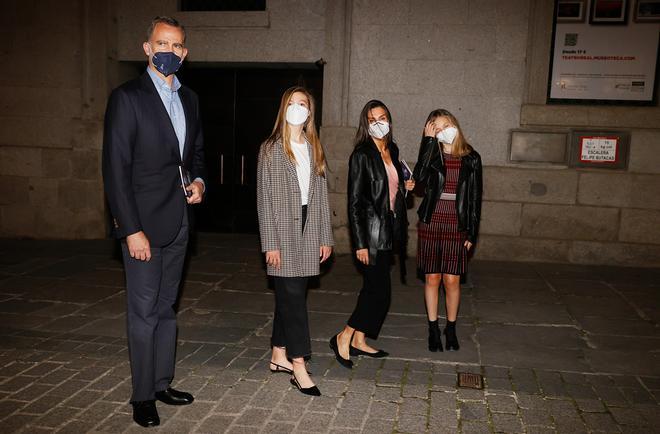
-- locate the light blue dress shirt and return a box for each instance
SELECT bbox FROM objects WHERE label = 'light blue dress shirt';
[147,67,186,158]
[146,67,204,190]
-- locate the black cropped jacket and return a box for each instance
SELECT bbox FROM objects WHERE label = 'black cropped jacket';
[412,136,483,244]
[348,139,407,265]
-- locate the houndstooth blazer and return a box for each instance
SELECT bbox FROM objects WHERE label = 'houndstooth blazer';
[257,139,334,277]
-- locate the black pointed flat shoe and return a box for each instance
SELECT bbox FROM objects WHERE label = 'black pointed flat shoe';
[349,345,389,358]
[329,334,353,369]
[290,375,321,396]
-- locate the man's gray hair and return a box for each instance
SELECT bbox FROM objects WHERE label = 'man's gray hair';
[146,16,186,42]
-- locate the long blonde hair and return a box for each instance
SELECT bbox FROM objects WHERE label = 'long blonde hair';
[424,109,473,157]
[264,86,326,176]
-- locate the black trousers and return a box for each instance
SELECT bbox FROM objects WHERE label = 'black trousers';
[121,207,188,402]
[271,276,311,359]
[270,205,311,359]
[348,249,392,339]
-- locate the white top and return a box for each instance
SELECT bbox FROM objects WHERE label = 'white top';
[291,139,311,206]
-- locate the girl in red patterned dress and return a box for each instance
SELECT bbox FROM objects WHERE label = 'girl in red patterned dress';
[412,109,482,352]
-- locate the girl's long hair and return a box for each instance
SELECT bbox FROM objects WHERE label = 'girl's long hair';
[264,86,326,176]
[354,99,394,146]
[424,109,472,157]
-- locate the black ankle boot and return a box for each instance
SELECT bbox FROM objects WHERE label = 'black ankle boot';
[428,320,443,352]
[444,320,460,351]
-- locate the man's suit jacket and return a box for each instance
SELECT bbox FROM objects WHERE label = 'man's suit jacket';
[102,71,206,247]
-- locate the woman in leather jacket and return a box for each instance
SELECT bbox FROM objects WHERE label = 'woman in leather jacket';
[412,109,482,352]
[329,100,415,369]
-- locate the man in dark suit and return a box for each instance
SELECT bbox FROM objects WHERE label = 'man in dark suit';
[102,16,206,428]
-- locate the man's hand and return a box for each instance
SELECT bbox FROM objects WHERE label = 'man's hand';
[356,248,369,265]
[320,246,332,263]
[464,240,473,251]
[127,231,151,261]
[186,180,204,204]
[266,250,281,269]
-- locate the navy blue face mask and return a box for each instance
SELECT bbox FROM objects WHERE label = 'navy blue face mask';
[152,51,182,77]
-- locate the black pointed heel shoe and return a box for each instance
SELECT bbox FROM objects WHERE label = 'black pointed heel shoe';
[329,334,353,369]
[269,362,293,374]
[428,320,443,352]
[290,375,321,396]
[349,345,389,358]
[444,322,460,351]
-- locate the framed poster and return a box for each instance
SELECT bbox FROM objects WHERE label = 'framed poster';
[590,0,629,24]
[634,0,660,22]
[558,0,587,22]
[548,0,660,104]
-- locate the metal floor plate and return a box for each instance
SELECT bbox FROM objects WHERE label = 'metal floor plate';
[457,372,484,389]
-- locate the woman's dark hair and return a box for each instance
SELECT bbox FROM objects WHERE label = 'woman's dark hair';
[354,99,393,146]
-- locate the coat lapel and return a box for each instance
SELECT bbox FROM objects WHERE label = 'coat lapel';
[305,142,317,205]
[141,73,181,161]
[179,86,194,161]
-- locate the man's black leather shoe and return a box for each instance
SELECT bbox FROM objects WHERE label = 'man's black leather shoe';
[132,400,159,427]
[155,388,194,405]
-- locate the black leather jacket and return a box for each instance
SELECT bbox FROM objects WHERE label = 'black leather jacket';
[413,136,483,244]
[348,139,408,265]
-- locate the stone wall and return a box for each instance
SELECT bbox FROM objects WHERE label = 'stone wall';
[1,0,659,266]
[0,0,109,239]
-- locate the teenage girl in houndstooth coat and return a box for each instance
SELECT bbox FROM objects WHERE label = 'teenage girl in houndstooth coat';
[256,86,334,396]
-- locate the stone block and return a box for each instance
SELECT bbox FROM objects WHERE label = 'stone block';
[578,172,660,210]
[41,149,73,178]
[321,126,357,160]
[378,24,437,61]
[71,150,101,181]
[352,0,409,25]
[332,227,352,254]
[494,25,528,61]
[57,179,104,211]
[520,104,590,127]
[483,167,578,204]
[328,192,348,228]
[28,177,59,208]
[619,209,660,245]
[0,86,81,118]
[464,60,526,98]
[628,130,660,174]
[480,201,521,236]
[326,159,348,194]
[509,130,567,164]
[0,204,36,237]
[569,241,660,267]
[408,0,468,25]
[521,204,619,241]
[474,235,570,263]
[0,146,42,177]
[0,175,30,206]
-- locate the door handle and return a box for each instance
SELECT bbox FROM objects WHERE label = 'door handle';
[220,154,224,185]
[240,155,245,185]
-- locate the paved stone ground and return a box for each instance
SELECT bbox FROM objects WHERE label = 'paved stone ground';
[0,234,659,433]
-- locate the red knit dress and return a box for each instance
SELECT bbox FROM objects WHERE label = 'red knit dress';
[417,153,467,275]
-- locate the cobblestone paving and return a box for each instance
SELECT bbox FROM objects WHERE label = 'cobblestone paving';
[0,234,659,433]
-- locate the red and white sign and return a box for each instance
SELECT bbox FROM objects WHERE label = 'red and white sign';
[579,136,619,163]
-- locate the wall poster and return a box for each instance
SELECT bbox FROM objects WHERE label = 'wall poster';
[549,0,660,104]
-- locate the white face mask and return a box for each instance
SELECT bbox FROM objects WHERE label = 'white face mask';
[368,121,390,139]
[285,103,309,126]
[436,126,458,145]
